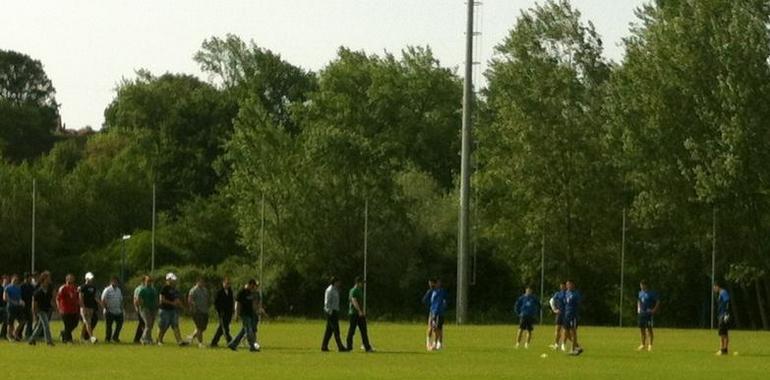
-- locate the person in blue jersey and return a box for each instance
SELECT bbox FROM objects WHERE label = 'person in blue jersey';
[429,279,448,351]
[637,280,660,351]
[713,282,732,356]
[563,280,583,356]
[548,282,568,351]
[421,279,436,350]
[514,286,539,349]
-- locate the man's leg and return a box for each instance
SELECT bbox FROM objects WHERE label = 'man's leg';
[648,327,654,348]
[171,312,184,344]
[222,313,233,342]
[211,313,224,346]
[41,313,53,344]
[322,314,334,350]
[358,316,372,351]
[516,328,523,346]
[113,313,124,342]
[331,312,345,350]
[133,313,145,343]
[105,313,114,342]
[245,316,257,350]
[141,311,155,344]
[346,315,357,350]
[157,311,168,343]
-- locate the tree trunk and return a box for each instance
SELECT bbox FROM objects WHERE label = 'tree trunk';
[756,280,769,330]
[742,286,757,329]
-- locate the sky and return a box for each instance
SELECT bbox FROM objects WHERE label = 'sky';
[0,0,648,130]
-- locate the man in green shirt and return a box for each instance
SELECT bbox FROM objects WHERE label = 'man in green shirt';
[136,276,158,345]
[132,276,147,344]
[345,276,373,352]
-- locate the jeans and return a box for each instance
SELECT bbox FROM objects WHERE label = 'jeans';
[139,309,156,343]
[105,312,124,342]
[80,308,99,340]
[133,312,145,343]
[60,313,79,342]
[322,311,345,350]
[0,306,7,338]
[211,311,233,346]
[21,308,33,339]
[29,311,52,344]
[228,315,256,350]
[346,314,371,351]
[158,309,179,330]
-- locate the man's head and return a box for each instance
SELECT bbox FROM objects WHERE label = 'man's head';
[330,276,341,288]
[566,280,575,290]
[22,272,30,283]
[144,276,154,286]
[435,279,443,288]
[559,282,566,291]
[110,276,119,286]
[713,281,723,293]
[165,273,177,285]
[10,274,20,284]
[247,279,258,290]
[222,276,230,288]
[640,280,648,291]
[196,277,205,287]
[65,274,75,285]
[1,275,7,286]
[84,272,95,284]
[39,271,51,286]
[354,276,364,288]
[428,279,436,288]
[525,286,533,295]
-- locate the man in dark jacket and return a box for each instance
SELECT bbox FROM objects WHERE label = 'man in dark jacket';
[210,276,234,347]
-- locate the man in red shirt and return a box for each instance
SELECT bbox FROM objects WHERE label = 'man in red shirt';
[56,274,79,343]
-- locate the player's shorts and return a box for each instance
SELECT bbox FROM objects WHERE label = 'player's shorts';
[718,314,732,336]
[638,314,654,329]
[159,309,179,330]
[562,313,578,329]
[554,313,565,326]
[430,314,445,330]
[519,315,535,331]
[193,312,209,330]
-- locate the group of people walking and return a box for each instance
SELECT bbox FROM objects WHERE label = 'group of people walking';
[1,272,735,356]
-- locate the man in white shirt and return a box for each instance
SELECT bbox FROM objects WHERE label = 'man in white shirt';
[321,277,346,352]
[101,276,124,343]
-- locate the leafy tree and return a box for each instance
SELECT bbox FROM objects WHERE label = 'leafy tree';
[0,50,59,162]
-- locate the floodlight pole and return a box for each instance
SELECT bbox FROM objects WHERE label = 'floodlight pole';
[363,198,369,313]
[260,191,265,298]
[457,0,475,325]
[620,208,626,327]
[151,183,156,273]
[31,178,36,273]
[539,230,545,323]
[710,207,716,329]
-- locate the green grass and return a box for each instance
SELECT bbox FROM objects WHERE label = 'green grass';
[2,319,769,379]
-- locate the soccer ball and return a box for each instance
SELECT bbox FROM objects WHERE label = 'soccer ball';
[540,353,548,358]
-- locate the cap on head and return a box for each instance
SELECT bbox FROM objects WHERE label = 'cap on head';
[166,273,177,281]
[85,272,95,281]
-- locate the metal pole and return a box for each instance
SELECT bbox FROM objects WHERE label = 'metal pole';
[710,207,716,329]
[31,178,36,273]
[260,192,265,288]
[151,183,156,273]
[363,198,369,313]
[539,230,545,323]
[121,239,126,284]
[620,208,626,327]
[456,0,475,325]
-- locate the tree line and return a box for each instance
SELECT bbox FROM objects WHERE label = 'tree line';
[1,0,769,328]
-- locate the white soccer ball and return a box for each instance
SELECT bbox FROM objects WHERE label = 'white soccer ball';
[540,353,548,358]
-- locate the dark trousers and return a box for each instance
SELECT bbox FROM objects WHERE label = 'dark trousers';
[105,312,124,342]
[0,307,7,338]
[133,313,145,343]
[61,313,79,343]
[211,311,233,346]
[21,308,33,339]
[81,312,98,340]
[322,311,345,350]
[346,314,371,351]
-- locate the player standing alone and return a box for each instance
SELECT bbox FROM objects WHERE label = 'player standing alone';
[428,279,448,351]
[514,286,539,349]
[714,282,732,355]
[563,280,583,356]
[637,280,659,351]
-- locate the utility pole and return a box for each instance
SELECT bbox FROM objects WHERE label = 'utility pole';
[620,208,626,327]
[31,179,36,273]
[456,0,475,325]
[363,199,369,313]
[710,207,716,329]
[151,183,156,273]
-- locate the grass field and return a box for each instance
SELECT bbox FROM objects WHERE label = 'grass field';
[2,319,769,379]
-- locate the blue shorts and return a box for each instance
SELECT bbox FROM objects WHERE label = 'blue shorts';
[554,313,565,326]
[158,309,179,330]
[430,313,445,330]
[638,314,653,329]
[563,314,578,329]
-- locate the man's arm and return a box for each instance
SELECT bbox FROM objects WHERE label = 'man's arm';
[352,297,364,316]
[233,301,241,321]
[651,300,660,315]
[188,291,195,312]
